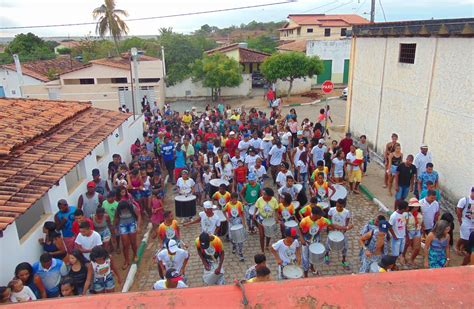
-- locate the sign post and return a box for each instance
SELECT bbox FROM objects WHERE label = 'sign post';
[321,80,334,94]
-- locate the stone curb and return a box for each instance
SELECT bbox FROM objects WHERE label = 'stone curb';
[284,96,342,107]
[359,184,391,215]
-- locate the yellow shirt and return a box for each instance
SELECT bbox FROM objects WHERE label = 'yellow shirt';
[230,114,240,121]
[182,114,192,124]
[255,196,278,219]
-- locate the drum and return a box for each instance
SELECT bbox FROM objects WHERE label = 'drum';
[328,231,345,251]
[297,188,308,207]
[282,265,303,279]
[370,262,380,273]
[175,195,197,218]
[309,243,326,265]
[230,224,246,243]
[214,210,228,237]
[318,202,330,210]
[292,201,301,210]
[203,264,225,285]
[262,218,278,237]
[330,184,348,207]
[284,220,298,230]
[210,179,230,199]
[294,184,303,194]
[248,205,258,216]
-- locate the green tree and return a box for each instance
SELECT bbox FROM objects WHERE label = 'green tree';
[191,53,243,101]
[56,47,72,55]
[5,33,56,62]
[261,52,323,97]
[246,35,277,53]
[93,0,129,55]
[119,36,147,52]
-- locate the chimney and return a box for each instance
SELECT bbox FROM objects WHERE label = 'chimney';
[13,54,24,98]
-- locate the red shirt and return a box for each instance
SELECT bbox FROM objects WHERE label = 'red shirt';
[225,138,239,157]
[204,132,217,142]
[267,90,274,101]
[234,166,248,183]
[72,218,95,236]
[339,138,353,156]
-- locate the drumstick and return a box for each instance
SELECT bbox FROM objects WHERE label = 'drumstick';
[234,279,249,305]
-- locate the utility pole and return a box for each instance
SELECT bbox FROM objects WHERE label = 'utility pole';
[131,47,140,118]
[370,0,376,23]
[12,54,24,98]
[161,46,166,77]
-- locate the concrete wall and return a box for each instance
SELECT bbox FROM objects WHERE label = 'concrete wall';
[349,37,474,199]
[275,77,312,96]
[0,68,43,97]
[165,74,252,99]
[307,39,351,83]
[0,115,144,285]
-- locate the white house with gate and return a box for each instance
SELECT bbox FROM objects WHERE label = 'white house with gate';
[306,39,351,85]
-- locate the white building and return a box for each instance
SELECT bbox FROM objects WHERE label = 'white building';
[0,98,144,285]
[347,18,474,199]
[306,39,351,84]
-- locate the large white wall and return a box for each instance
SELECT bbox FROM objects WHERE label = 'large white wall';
[0,68,43,97]
[0,115,144,285]
[349,37,474,199]
[275,77,313,96]
[306,39,351,83]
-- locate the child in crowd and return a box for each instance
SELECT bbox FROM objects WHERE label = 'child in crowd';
[202,165,213,199]
[59,277,77,297]
[234,160,248,193]
[0,286,10,303]
[89,246,121,294]
[150,190,164,231]
[8,279,36,302]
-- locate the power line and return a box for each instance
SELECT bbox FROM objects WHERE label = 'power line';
[356,0,368,13]
[323,0,355,13]
[0,1,294,30]
[301,1,340,13]
[378,0,387,21]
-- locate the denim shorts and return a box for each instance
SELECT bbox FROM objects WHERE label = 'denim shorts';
[407,230,421,240]
[98,228,112,242]
[142,189,151,198]
[390,165,398,176]
[119,221,137,235]
[93,273,115,292]
[130,190,142,200]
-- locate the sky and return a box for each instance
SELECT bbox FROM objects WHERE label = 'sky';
[0,0,473,38]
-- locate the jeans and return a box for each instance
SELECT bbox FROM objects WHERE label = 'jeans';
[391,237,406,256]
[395,185,410,200]
[363,155,369,173]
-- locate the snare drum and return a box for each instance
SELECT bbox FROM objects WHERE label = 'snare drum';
[262,218,278,237]
[248,205,258,216]
[284,220,298,230]
[282,265,303,279]
[175,195,197,218]
[328,231,345,251]
[309,243,326,265]
[230,224,246,243]
[292,201,300,210]
[294,184,303,194]
[330,184,348,207]
[318,202,329,210]
[214,209,228,237]
[210,179,230,199]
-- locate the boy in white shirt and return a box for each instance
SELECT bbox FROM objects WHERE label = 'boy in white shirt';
[325,199,353,269]
[419,190,440,235]
[75,221,103,260]
[8,279,36,302]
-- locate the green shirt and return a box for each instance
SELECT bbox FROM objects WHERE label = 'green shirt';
[102,200,118,222]
[244,183,260,204]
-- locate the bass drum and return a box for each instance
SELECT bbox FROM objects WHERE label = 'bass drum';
[210,179,230,199]
[175,195,197,218]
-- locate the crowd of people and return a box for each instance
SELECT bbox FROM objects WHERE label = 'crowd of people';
[1,98,473,303]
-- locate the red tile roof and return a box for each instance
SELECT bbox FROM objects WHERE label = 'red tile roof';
[2,56,87,82]
[90,53,159,70]
[284,14,369,28]
[206,44,271,63]
[0,98,130,231]
[277,40,307,52]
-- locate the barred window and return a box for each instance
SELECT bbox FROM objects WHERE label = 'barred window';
[399,43,416,64]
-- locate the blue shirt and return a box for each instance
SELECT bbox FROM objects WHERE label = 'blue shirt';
[175,150,186,168]
[161,142,174,161]
[33,258,67,297]
[55,206,77,238]
[418,171,439,190]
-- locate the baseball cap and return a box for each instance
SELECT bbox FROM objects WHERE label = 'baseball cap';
[199,232,210,249]
[247,173,256,181]
[263,134,274,141]
[87,181,96,188]
[248,146,255,153]
[299,139,305,144]
[203,201,213,209]
[378,220,390,233]
[243,133,250,138]
[420,144,428,148]
[165,268,183,282]
[285,227,298,239]
[92,168,100,176]
[318,138,325,144]
[181,169,189,175]
[297,130,303,135]
[167,239,179,254]
[408,198,421,207]
[229,131,235,135]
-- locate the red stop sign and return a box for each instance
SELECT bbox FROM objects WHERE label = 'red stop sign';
[321,80,334,94]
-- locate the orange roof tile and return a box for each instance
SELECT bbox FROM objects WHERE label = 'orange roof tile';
[283,14,369,28]
[90,53,159,70]
[2,56,87,82]
[277,40,307,52]
[206,44,270,63]
[0,98,130,231]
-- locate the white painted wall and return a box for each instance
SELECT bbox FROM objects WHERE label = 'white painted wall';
[0,115,144,285]
[275,77,313,95]
[349,36,474,199]
[0,68,43,97]
[166,74,252,98]
[306,39,351,83]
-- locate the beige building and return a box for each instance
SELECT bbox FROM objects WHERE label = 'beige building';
[206,43,270,74]
[22,53,165,111]
[347,18,474,200]
[279,14,369,41]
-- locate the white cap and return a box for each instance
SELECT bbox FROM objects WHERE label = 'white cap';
[167,239,178,253]
[318,138,325,144]
[229,131,235,135]
[203,201,213,209]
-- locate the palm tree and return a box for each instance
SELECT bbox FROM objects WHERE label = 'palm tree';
[93,0,129,55]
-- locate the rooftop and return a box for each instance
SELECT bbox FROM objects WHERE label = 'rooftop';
[281,14,369,29]
[0,98,129,231]
[90,53,160,70]
[276,40,307,52]
[353,17,474,37]
[206,43,271,63]
[2,56,87,82]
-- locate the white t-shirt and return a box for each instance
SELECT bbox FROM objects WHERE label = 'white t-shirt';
[389,211,407,239]
[249,165,267,181]
[276,170,293,188]
[10,286,36,302]
[261,141,273,159]
[293,147,305,165]
[419,198,440,230]
[311,145,327,165]
[215,162,233,180]
[75,231,103,260]
[231,156,243,168]
[280,132,292,146]
[268,145,286,166]
[457,197,473,226]
[272,239,300,266]
[296,160,308,174]
[332,157,345,174]
[203,172,212,185]
[250,138,262,150]
[153,280,188,290]
[414,152,433,175]
[328,208,351,229]
[245,154,260,170]
[346,152,360,171]
[199,211,221,234]
[238,140,251,153]
[176,177,196,195]
[156,248,190,273]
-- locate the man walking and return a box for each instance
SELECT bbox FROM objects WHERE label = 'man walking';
[394,154,417,203]
[413,144,433,197]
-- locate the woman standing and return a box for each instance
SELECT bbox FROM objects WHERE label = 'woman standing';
[14,263,46,299]
[403,198,424,265]
[67,250,92,295]
[114,200,142,270]
[38,221,67,261]
[215,154,234,188]
[387,143,403,196]
[424,220,451,269]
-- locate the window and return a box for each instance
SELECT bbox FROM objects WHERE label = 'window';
[307,28,313,33]
[139,86,154,90]
[16,200,46,240]
[79,78,94,84]
[341,28,347,36]
[139,78,161,83]
[399,43,416,64]
[111,77,128,83]
[11,90,16,95]
[118,87,129,91]
[65,164,85,193]
[324,28,331,37]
